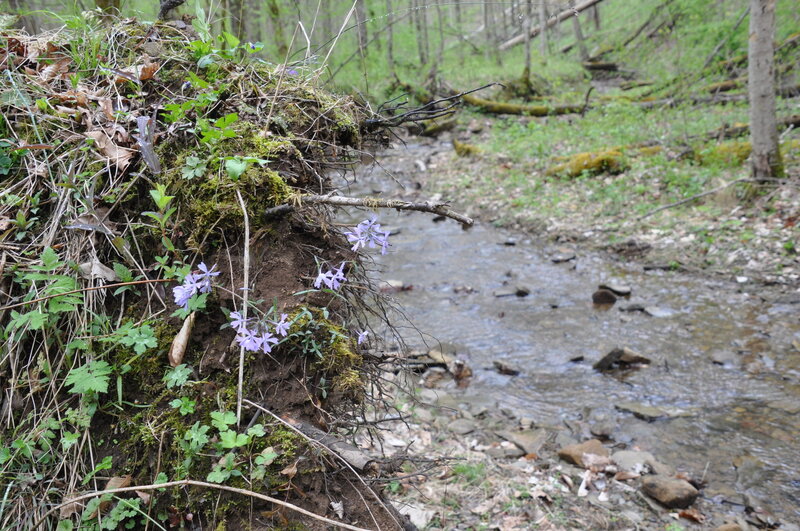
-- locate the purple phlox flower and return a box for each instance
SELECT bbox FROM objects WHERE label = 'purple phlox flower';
[249,42,256,50]
[357,330,369,345]
[259,331,279,354]
[287,68,298,76]
[194,262,220,293]
[172,283,194,309]
[229,311,250,333]
[273,313,290,337]
[236,327,262,352]
[345,216,390,255]
[314,262,347,290]
[313,267,333,289]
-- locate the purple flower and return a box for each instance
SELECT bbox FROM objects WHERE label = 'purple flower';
[314,262,347,291]
[229,311,250,333]
[345,216,390,255]
[357,330,369,345]
[194,262,220,293]
[273,313,290,337]
[236,327,262,352]
[259,331,279,353]
[287,68,298,76]
[173,283,194,308]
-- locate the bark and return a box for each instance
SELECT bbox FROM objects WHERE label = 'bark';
[524,0,533,75]
[413,0,428,64]
[385,0,395,77]
[570,0,589,61]
[267,0,288,57]
[591,3,600,30]
[538,0,548,60]
[748,0,784,180]
[499,0,605,51]
[354,0,368,56]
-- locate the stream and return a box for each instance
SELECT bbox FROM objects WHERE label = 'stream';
[345,138,800,521]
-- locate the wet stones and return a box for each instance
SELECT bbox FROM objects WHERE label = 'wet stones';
[447,418,477,435]
[493,360,520,376]
[592,289,618,305]
[551,247,576,263]
[557,439,608,467]
[641,476,699,509]
[611,450,671,476]
[598,282,631,296]
[615,402,668,422]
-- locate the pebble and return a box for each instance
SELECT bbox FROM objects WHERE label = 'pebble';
[615,402,667,422]
[592,289,618,304]
[611,450,671,476]
[641,475,699,509]
[551,247,576,263]
[447,418,477,435]
[557,439,608,467]
[599,282,632,296]
[593,347,651,372]
[492,360,520,376]
[644,306,675,318]
[494,429,548,455]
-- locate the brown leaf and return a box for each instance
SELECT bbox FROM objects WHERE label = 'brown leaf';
[39,57,71,81]
[98,98,115,121]
[138,60,159,81]
[168,312,196,367]
[678,508,705,523]
[135,490,151,505]
[59,492,82,519]
[280,461,298,480]
[85,130,134,170]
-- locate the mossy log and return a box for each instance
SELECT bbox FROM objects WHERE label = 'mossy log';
[545,149,629,177]
[583,61,619,72]
[705,79,743,94]
[460,93,583,116]
[453,139,482,157]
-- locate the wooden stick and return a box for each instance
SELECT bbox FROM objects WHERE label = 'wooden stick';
[235,190,250,426]
[265,194,474,226]
[637,178,750,220]
[30,479,372,531]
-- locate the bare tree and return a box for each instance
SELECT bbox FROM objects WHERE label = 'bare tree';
[571,0,589,61]
[385,0,395,77]
[748,0,784,180]
[267,0,288,57]
[538,0,548,60]
[355,0,368,56]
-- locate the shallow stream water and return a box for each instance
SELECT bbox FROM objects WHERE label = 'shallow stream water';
[344,139,800,521]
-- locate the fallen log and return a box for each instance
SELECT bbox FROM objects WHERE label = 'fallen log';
[499,0,606,51]
[460,93,584,116]
[583,61,618,71]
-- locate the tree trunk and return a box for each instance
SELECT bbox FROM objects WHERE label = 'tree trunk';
[499,0,605,51]
[524,0,533,75]
[267,0,288,57]
[748,0,783,180]
[591,3,600,30]
[355,0,368,56]
[385,0,395,77]
[413,0,428,64]
[571,0,589,61]
[538,0,548,60]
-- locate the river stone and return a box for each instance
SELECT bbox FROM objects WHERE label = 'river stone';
[714,525,743,531]
[592,289,618,304]
[551,247,576,263]
[447,418,477,435]
[611,450,671,476]
[495,429,548,455]
[619,303,646,312]
[493,360,520,376]
[486,441,526,459]
[593,347,651,372]
[615,402,667,421]
[710,350,738,366]
[599,282,632,296]
[644,306,675,318]
[641,476,698,509]
[558,439,608,467]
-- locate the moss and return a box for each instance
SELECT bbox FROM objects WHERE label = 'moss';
[546,149,629,177]
[453,139,481,158]
[698,140,752,167]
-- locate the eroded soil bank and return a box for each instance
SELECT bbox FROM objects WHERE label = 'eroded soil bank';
[348,138,800,530]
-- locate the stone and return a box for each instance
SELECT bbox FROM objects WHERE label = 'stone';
[599,282,632,296]
[592,289,618,304]
[619,303,646,312]
[493,360,520,376]
[551,247,576,263]
[485,441,526,459]
[447,418,477,435]
[611,450,671,476]
[710,350,738,366]
[593,347,651,372]
[644,306,675,318]
[557,439,608,467]
[641,476,698,509]
[615,402,667,422]
[714,525,743,531]
[398,505,435,529]
[495,429,548,455]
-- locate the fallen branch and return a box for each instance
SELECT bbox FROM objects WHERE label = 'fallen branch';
[499,0,606,51]
[459,93,583,116]
[636,178,750,220]
[265,194,474,226]
[31,480,372,531]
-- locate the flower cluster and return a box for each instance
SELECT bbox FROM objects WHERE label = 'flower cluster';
[230,311,290,354]
[314,262,347,290]
[173,262,220,309]
[344,216,390,255]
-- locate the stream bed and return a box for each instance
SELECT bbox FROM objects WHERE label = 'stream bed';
[345,139,800,521]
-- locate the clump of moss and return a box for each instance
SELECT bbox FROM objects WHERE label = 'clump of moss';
[697,140,752,167]
[546,149,629,177]
[453,139,481,157]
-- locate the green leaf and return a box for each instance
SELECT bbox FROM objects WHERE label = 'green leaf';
[65,360,112,394]
[224,157,248,180]
[117,324,157,354]
[34,247,63,271]
[60,431,80,451]
[210,410,236,431]
[81,456,113,485]
[183,422,210,451]
[163,364,192,389]
[246,423,266,438]
[219,429,249,449]
[254,447,277,466]
[113,263,133,282]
